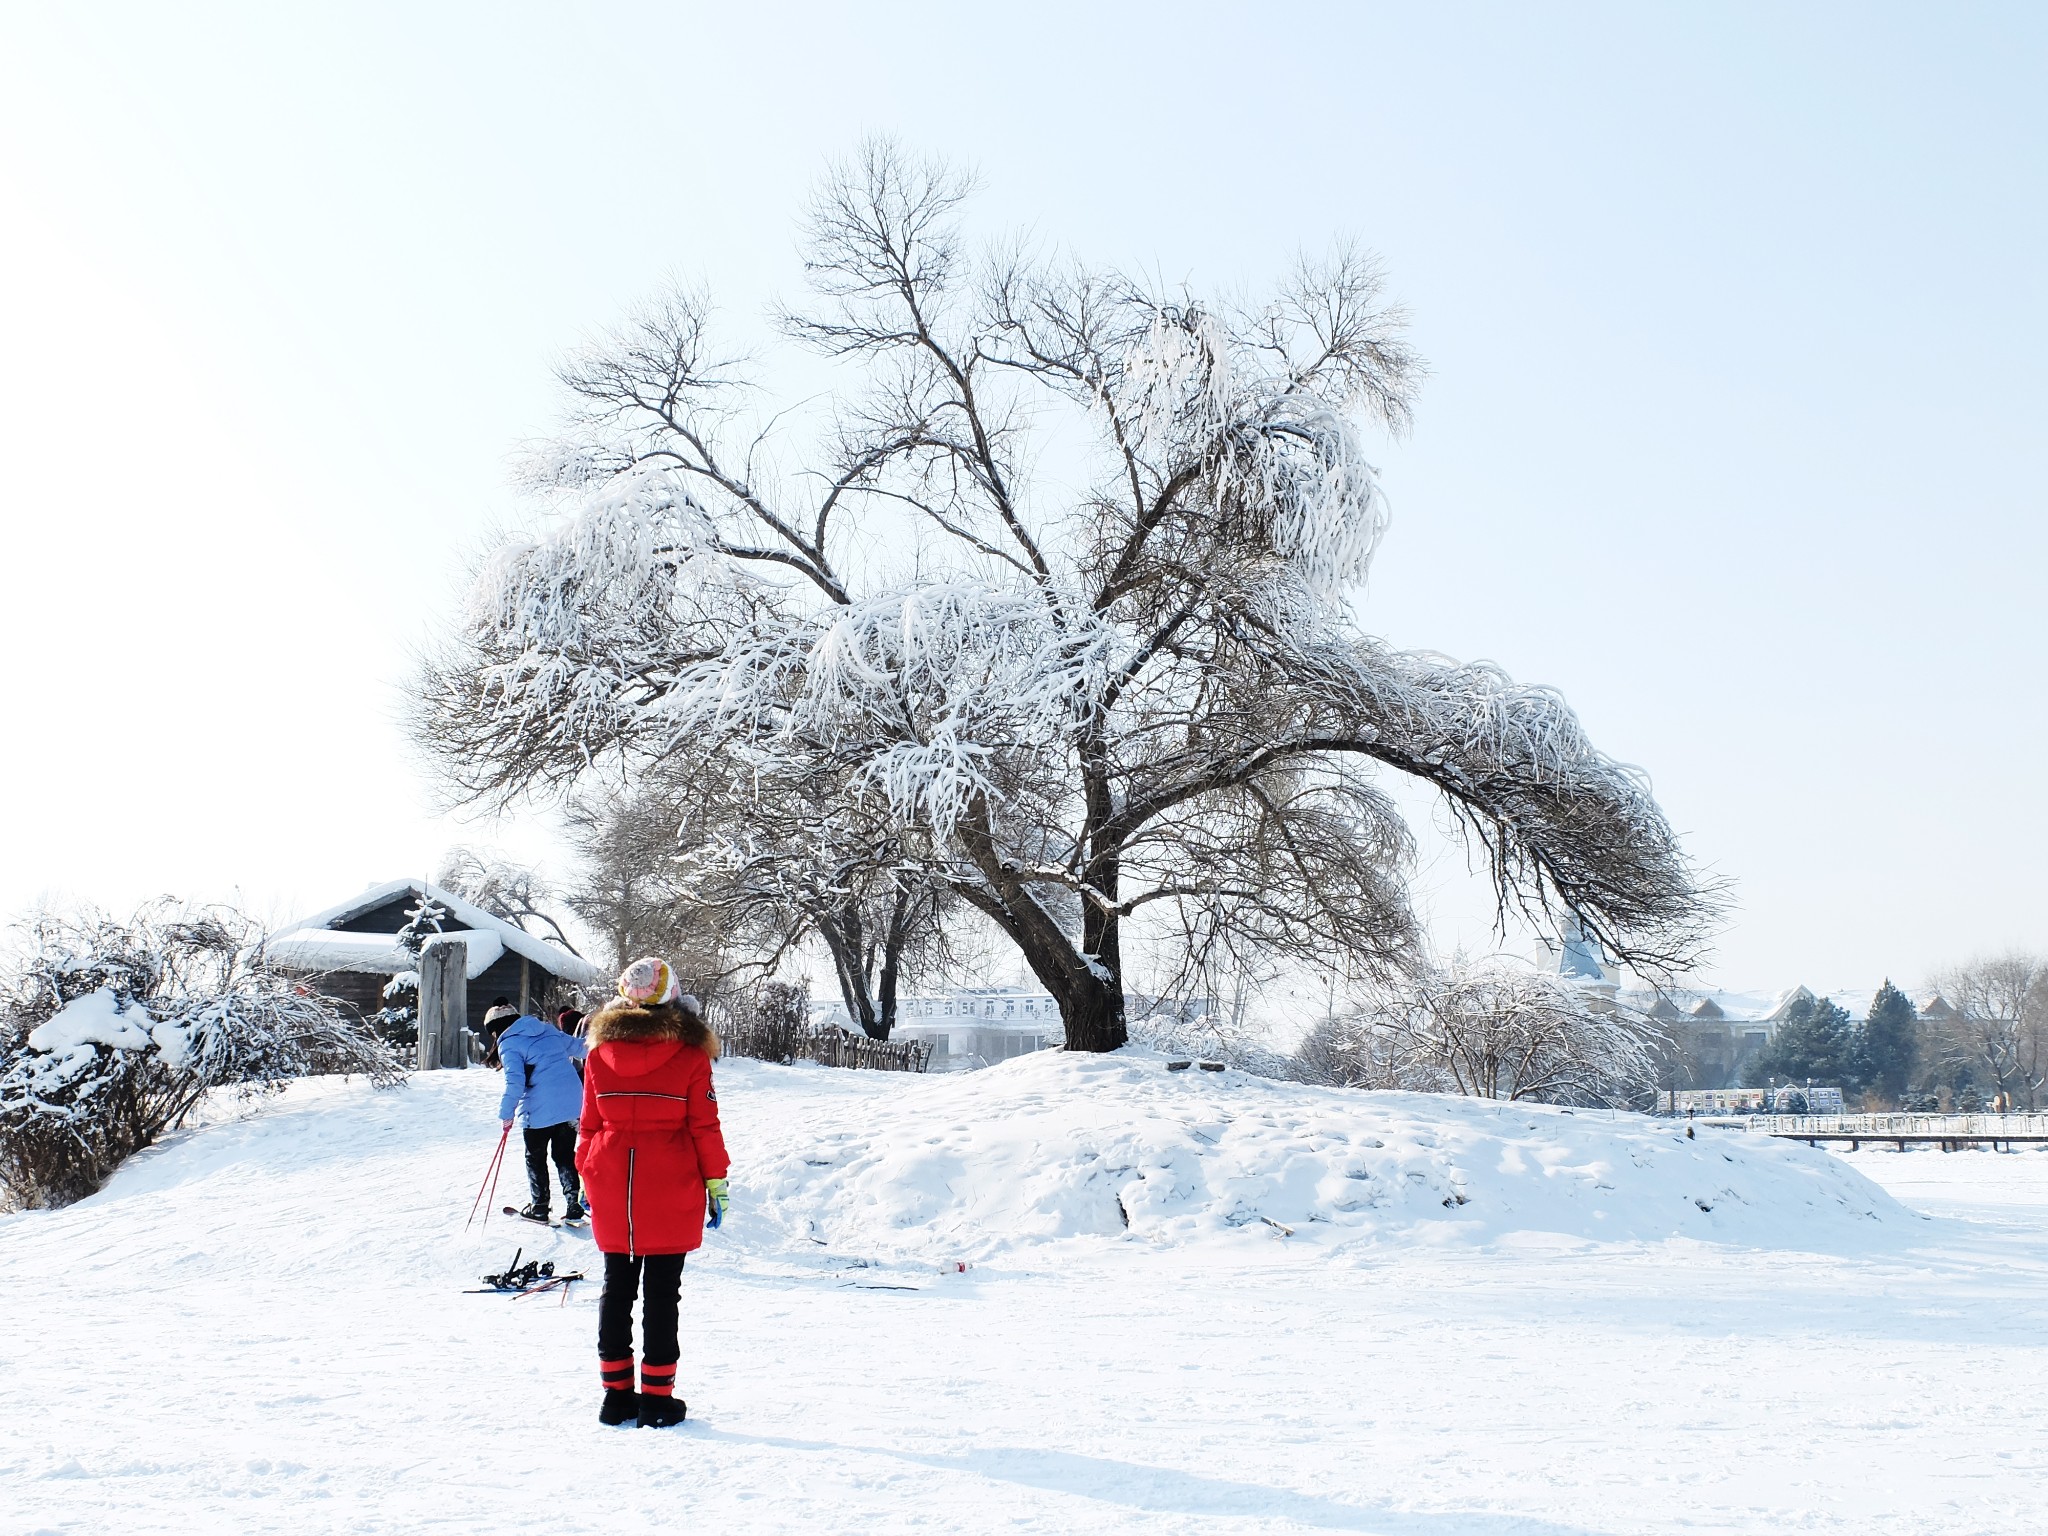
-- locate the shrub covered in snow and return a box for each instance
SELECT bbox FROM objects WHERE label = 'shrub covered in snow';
[0,902,400,1209]
[720,979,813,1064]
[1293,957,1665,1107]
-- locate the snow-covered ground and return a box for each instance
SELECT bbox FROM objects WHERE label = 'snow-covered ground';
[3,1053,2046,1535]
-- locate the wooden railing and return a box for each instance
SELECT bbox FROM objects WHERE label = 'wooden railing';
[1700,1112,2048,1149]
[1729,1113,2048,1136]
[721,1023,932,1074]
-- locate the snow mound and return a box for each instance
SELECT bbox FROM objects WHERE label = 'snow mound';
[735,1048,1914,1260]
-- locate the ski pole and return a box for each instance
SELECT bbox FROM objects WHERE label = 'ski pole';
[475,1125,509,1230]
[467,1136,503,1234]
[464,1133,498,1232]
[481,1126,510,1232]
[466,1124,511,1233]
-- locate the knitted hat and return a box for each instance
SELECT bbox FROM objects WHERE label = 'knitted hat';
[481,1003,518,1027]
[618,957,677,1005]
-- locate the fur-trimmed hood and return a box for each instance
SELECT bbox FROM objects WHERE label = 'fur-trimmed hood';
[585,998,719,1058]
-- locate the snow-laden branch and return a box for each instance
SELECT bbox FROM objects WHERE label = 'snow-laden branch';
[1122,306,1391,602]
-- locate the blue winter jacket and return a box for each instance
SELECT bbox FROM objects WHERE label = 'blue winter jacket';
[497,1015,588,1129]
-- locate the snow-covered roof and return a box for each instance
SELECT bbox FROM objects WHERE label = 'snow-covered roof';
[1621,985,1886,1026]
[1767,985,1817,1021]
[264,930,410,975]
[270,879,602,986]
[265,927,508,981]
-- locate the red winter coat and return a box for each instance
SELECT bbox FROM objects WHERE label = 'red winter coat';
[574,1001,730,1256]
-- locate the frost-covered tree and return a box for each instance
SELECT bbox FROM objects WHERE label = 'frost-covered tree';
[563,787,714,976]
[1930,954,2048,1111]
[1291,1011,1425,1092]
[0,902,397,1208]
[435,847,580,953]
[561,771,954,1036]
[724,978,813,1064]
[416,141,1710,1052]
[616,756,956,1039]
[1292,958,1663,1105]
[687,758,963,1040]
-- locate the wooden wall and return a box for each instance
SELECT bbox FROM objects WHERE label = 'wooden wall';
[310,970,391,1021]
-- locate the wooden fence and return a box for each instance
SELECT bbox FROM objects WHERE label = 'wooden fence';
[721,1022,932,1074]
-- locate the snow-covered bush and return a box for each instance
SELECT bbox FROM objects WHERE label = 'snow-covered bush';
[1291,1010,1450,1093]
[1293,959,1665,1107]
[1127,1000,1292,1077]
[0,902,401,1209]
[710,980,811,1065]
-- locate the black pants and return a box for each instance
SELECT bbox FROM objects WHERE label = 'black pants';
[523,1121,581,1209]
[598,1252,685,1366]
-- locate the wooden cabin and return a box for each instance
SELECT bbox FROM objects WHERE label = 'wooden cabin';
[266,879,603,1034]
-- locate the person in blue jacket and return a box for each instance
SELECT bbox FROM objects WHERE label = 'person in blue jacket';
[498,1009,591,1224]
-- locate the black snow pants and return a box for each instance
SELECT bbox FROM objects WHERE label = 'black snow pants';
[523,1120,581,1210]
[598,1251,686,1367]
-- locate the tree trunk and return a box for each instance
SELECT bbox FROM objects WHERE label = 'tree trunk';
[875,891,906,1042]
[1061,972,1127,1053]
[1073,795,1128,1053]
[955,803,1129,1052]
[818,910,889,1041]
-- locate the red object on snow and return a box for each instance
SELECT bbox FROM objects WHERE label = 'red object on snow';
[576,1021,729,1256]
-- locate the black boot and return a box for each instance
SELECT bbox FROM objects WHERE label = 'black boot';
[599,1390,640,1427]
[638,1395,687,1428]
[516,1201,550,1223]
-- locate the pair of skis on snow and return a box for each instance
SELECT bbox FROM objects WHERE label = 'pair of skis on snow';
[467,1246,587,1299]
[464,1133,589,1302]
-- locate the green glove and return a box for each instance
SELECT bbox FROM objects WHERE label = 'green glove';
[705,1177,729,1229]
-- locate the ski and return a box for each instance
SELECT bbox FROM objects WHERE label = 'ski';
[500,1206,590,1229]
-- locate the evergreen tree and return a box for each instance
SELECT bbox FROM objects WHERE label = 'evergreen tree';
[367,896,448,1051]
[1857,981,1919,1106]
[1742,994,1860,1090]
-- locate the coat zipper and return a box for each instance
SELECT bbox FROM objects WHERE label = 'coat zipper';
[626,1147,637,1256]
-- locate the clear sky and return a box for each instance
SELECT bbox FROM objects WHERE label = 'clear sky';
[2,2,2042,994]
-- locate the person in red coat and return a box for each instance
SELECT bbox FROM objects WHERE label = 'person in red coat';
[575,958,730,1428]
